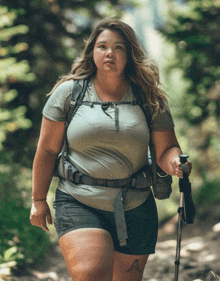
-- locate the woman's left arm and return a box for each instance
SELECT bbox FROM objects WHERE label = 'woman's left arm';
[152,129,192,177]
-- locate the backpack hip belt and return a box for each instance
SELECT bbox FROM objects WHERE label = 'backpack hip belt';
[61,162,152,190]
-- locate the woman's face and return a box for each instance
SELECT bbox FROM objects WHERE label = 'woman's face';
[93,29,128,78]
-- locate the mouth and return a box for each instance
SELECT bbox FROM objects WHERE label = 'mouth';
[105,60,115,64]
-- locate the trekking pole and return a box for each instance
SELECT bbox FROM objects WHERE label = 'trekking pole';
[174,154,195,281]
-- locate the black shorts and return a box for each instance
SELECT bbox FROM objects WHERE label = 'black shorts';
[53,189,158,255]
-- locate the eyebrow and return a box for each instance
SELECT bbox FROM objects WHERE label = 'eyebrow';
[96,41,125,45]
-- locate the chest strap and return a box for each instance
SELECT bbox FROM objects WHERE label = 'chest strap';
[77,100,139,131]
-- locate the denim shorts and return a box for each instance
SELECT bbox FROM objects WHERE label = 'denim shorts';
[53,189,158,255]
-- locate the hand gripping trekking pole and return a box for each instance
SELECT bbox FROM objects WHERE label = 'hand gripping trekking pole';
[174,155,195,281]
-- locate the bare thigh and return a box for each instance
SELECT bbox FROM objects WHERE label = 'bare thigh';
[112,251,149,281]
[58,228,115,281]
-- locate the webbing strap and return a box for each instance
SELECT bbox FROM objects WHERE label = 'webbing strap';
[113,190,128,246]
[61,79,89,177]
[74,99,139,131]
[68,170,151,189]
[76,100,139,106]
[130,84,157,187]
[67,79,89,125]
[75,100,139,131]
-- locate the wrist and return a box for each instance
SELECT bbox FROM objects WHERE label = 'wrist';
[32,196,47,201]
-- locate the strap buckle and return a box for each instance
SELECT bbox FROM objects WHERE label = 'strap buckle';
[74,172,83,184]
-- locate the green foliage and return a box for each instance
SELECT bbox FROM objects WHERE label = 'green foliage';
[195,180,220,205]
[0,201,50,278]
[0,201,50,264]
[159,0,220,183]
[160,0,220,125]
[0,58,35,83]
[0,6,34,151]
[0,153,50,278]
[193,179,220,220]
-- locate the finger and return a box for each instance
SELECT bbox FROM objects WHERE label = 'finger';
[176,167,182,174]
[47,212,53,225]
[30,216,48,231]
[176,172,183,179]
[178,163,192,177]
[41,220,49,232]
[175,167,183,178]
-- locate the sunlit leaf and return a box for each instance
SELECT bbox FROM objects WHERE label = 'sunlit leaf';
[4,246,18,261]
[6,122,18,132]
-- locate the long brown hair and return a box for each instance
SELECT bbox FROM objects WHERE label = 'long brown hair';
[48,18,168,117]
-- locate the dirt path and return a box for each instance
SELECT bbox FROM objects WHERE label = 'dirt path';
[10,217,220,281]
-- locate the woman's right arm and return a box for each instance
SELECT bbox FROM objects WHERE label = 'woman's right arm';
[30,116,65,231]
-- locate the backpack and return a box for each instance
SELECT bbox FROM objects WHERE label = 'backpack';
[54,79,172,200]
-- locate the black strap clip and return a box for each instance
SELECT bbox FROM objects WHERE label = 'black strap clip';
[74,172,83,184]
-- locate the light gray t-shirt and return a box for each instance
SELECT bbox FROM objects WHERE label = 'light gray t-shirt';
[43,79,175,211]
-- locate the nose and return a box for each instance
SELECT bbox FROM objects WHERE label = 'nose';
[106,47,115,57]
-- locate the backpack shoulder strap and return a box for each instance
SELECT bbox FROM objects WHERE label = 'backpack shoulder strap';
[66,78,89,126]
[61,78,89,165]
[131,83,157,185]
[131,83,152,130]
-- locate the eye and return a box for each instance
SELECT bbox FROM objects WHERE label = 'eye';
[98,45,106,49]
[115,45,123,50]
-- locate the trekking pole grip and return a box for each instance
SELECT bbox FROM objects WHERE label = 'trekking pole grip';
[179,154,189,183]
[179,154,189,165]
[179,154,190,192]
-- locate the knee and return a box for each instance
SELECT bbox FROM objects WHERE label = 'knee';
[70,260,113,281]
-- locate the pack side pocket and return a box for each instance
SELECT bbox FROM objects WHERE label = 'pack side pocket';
[134,165,153,189]
[152,165,172,199]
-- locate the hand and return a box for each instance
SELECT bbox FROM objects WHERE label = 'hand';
[30,200,52,232]
[171,157,192,178]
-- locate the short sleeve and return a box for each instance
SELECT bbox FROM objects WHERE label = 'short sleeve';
[42,80,74,122]
[152,107,175,131]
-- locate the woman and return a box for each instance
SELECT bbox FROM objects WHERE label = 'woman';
[30,18,192,281]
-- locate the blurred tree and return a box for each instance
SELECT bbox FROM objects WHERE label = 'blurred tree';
[159,0,220,184]
[0,0,125,167]
[0,6,34,152]
[0,10,51,275]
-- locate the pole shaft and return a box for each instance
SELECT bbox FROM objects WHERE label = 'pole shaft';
[174,192,184,281]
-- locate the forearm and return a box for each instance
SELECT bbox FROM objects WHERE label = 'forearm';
[32,148,58,200]
[157,146,182,175]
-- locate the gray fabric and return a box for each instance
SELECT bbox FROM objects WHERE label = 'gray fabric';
[43,79,175,212]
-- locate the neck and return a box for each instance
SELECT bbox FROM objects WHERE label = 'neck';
[94,73,128,102]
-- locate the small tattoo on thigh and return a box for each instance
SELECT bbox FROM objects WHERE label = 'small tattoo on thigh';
[126,259,141,273]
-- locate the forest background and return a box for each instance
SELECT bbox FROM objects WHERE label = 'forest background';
[0,0,219,279]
